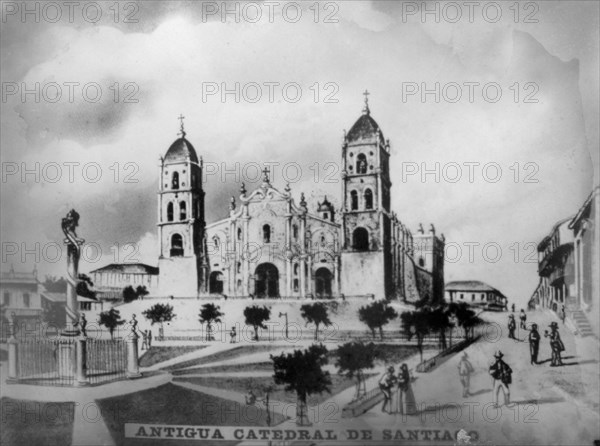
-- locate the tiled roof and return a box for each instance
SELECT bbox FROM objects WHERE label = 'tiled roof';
[445,280,501,293]
[89,263,159,275]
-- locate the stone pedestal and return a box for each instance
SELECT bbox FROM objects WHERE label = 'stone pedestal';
[6,337,18,383]
[126,334,142,379]
[57,342,76,379]
[75,337,89,387]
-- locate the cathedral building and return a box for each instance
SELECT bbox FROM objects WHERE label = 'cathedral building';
[152,95,445,303]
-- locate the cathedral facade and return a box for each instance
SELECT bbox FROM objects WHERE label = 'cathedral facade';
[156,98,445,303]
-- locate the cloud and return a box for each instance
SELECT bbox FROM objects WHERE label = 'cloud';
[1,1,597,306]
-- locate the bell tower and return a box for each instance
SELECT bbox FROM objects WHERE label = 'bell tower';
[157,115,207,297]
[340,92,394,298]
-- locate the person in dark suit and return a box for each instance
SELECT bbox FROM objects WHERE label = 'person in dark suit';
[545,322,565,366]
[528,323,540,365]
[507,314,516,339]
[489,351,512,407]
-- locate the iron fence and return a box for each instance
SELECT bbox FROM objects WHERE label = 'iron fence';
[17,338,75,386]
[12,337,129,386]
[86,338,128,384]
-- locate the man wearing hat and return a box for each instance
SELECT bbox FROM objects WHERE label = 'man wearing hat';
[457,352,474,397]
[489,351,512,407]
[507,314,516,339]
[528,323,541,365]
[544,322,565,366]
[379,366,396,413]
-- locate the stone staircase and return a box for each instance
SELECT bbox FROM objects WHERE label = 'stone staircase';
[569,310,595,337]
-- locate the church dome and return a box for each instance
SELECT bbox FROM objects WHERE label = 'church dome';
[346,92,384,143]
[346,113,384,143]
[164,137,199,163]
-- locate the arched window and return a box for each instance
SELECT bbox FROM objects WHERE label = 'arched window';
[179,201,187,220]
[350,190,358,210]
[170,234,184,257]
[294,264,299,276]
[352,227,369,251]
[356,154,367,174]
[237,228,242,241]
[213,236,220,249]
[263,224,271,243]
[172,172,179,190]
[364,189,373,210]
[23,293,30,308]
[237,262,241,274]
[418,257,425,267]
[293,224,298,239]
[167,202,174,222]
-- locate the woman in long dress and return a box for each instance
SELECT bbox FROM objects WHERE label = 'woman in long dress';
[396,363,417,415]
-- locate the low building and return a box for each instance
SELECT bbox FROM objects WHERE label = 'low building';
[88,263,159,300]
[445,280,508,310]
[0,267,43,331]
[41,292,104,314]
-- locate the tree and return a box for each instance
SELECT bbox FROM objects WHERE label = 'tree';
[271,344,331,425]
[428,306,452,350]
[335,341,378,401]
[43,275,67,293]
[42,304,66,328]
[136,285,149,300]
[448,302,484,340]
[243,305,271,341]
[98,308,125,339]
[142,303,175,340]
[122,286,138,303]
[76,274,96,299]
[400,308,431,362]
[199,303,223,341]
[358,301,398,340]
[300,302,332,341]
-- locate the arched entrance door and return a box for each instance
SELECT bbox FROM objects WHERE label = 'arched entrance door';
[209,271,223,294]
[315,267,333,299]
[255,263,279,298]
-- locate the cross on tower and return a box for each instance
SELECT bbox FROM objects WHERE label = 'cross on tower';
[178,114,186,138]
[362,89,370,114]
[262,166,270,183]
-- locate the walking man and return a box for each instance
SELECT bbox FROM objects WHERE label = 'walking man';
[519,309,527,330]
[528,323,540,365]
[511,303,515,313]
[489,351,512,407]
[545,322,565,366]
[560,305,566,325]
[458,352,474,397]
[508,314,517,339]
[147,329,152,348]
[230,326,237,344]
[141,330,148,351]
[379,366,396,414]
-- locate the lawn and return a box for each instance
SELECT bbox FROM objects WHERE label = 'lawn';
[1,398,75,446]
[172,361,273,376]
[139,346,207,367]
[96,382,287,446]
[174,374,373,407]
[162,344,291,371]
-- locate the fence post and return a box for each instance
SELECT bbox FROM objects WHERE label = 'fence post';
[7,312,19,383]
[126,314,142,379]
[75,336,89,386]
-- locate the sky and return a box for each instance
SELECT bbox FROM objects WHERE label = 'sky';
[1,1,598,307]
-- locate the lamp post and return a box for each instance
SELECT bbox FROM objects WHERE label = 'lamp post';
[278,311,288,339]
